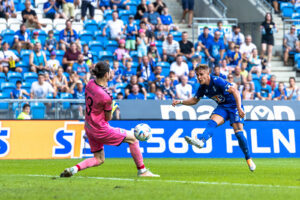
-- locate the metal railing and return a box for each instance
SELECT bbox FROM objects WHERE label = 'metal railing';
[208,0,228,17]
[255,0,274,14]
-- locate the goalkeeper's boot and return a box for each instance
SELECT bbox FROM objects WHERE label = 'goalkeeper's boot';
[247,159,256,172]
[138,169,160,177]
[184,136,205,149]
[60,168,76,178]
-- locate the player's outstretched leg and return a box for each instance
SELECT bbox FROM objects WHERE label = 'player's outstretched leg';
[124,130,160,177]
[60,150,104,177]
[233,123,256,172]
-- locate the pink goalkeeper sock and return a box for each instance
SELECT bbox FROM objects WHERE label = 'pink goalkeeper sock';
[76,157,100,171]
[129,141,145,170]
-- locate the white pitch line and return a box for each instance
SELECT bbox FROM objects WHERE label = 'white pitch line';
[22,174,300,190]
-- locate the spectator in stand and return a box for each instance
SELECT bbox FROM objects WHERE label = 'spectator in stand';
[62,42,80,73]
[82,44,93,67]
[261,12,276,63]
[72,53,90,82]
[163,33,180,62]
[81,0,96,21]
[220,59,230,76]
[17,104,31,119]
[63,0,78,19]
[143,3,161,30]
[268,0,280,14]
[153,0,166,15]
[13,24,32,51]
[148,42,161,62]
[70,79,85,118]
[248,48,262,72]
[216,21,227,43]
[31,31,41,45]
[45,30,58,53]
[162,76,175,99]
[149,65,165,91]
[160,7,178,32]
[125,75,147,98]
[213,65,226,80]
[170,55,189,78]
[140,21,155,42]
[155,24,168,41]
[22,0,43,30]
[176,75,192,100]
[53,66,69,93]
[0,0,16,20]
[267,74,277,91]
[283,25,300,66]
[227,44,242,67]
[11,80,30,99]
[154,88,165,100]
[273,82,287,100]
[122,61,135,83]
[44,0,65,20]
[240,60,248,79]
[99,0,111,12]
[242,82,254,100]
[256,75,272,100]
[240,35,257,62]
[181,0,194,28]
[47,51,60,78]
[137,55,154,81]
[0,42,21,74]
[227,74,237,89]
[112,60,122,83]
[59,20,80,52]
[127,84,145,99]
[205,31,225,67]
[187,69,197,91]
[197,26,213,52]
[169,71,179,87]
[228,25,245,46]
[137,29,148,63]
[29,42,48,73]
[286,77,300,100]
[103,11,124,41]
[31,72,56,99]
[125,15,138,51]
[232,66,246,91]
[179,31,195,61]
[135,0,148,20]
[114,39,131,66]
[111,0,130,10]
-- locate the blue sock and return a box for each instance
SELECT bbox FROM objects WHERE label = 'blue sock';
[200,120,218,142]
[235,131,251,160]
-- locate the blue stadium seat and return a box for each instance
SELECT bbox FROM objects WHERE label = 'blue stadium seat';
[295,4,300,13]
[79,30,94,44]
[129,51,139,62]
[104,10,113,20]
[112,92,117,99]
[292,13,300,20]
[90,51,98,63]
[32,29,47,46]
[2,29,15,46]
[7,72,22,83]
[155,41,163,55]
[156,61,170,69]
[1,82,15,93]
[45,51,50,60]
[294,53,300,63]
[162,68,170,76]
[63,72,70,81]
[119,10,131,23]
[0,72,6,84]
[128,1,138,14]
[94,30,107,42]
[16,61,30,72]
[30,102,45,119]
[99,20,108,30]
[171,31,182,42]
[54,50,65,65]
[146,93,155,100]
[53,30,60,41]
[22,82,31,93]
[23,72,38,84]
[20,50,32,65]
[84,19,99,32]
[60,92,72,109]
[131,61,139,72]
[16,3,25,12]
[89,41,104,52]
[99,51,114,62]
[115,83,127,94]
[106,40,119,52]
[0,92,10,110]
[133,19,140,26]
[281,3,294,18]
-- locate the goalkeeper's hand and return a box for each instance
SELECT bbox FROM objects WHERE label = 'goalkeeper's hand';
[111,100,119,116]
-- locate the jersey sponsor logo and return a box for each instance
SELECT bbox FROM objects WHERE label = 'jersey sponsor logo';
[211,95,225,103]
[0,122,10,157]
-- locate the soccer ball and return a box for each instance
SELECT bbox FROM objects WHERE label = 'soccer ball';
[134,123,152,141]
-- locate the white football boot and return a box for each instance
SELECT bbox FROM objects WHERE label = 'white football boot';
[60,167,76,178]
[247,159,256,172]
[138,169,160,177]
[184,136,205,149]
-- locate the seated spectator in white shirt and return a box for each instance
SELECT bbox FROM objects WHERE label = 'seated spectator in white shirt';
[31,72,56,99]
[170,55,189,78]
[103,11,125,40]
[163,33,180,62]
[0,42,21,74]
[240,35,256,61]
[47,51,60,79]
[228,25,245,46]
[283,25,300,66]
[176,75,192,100]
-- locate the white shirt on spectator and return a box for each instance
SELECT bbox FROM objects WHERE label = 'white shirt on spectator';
[47,59,60,71]
[170,61,189,77]
[163,40,179,55]
[228,32,245,45]
[105,19,124,39]
[240,42,256,57]
[0,50,18,67]
[31,81,54,99]
[176,83,192,100]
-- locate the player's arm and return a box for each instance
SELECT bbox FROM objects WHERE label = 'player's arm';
[172,97,199,107]
[228,86,245,118]
[104,110,112,121]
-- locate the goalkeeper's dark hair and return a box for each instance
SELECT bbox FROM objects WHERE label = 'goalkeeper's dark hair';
[92,61,110,79]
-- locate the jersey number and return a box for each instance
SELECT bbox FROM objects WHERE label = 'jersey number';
[86,96,93,116]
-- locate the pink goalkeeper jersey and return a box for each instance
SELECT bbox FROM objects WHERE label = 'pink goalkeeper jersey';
[85,79,113,132]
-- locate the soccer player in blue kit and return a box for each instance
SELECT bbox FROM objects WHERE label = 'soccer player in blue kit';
[172,64,256,171]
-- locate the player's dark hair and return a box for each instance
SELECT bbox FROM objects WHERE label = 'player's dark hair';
[195,64,209,72]
[23,103,30,110]
[217,21,222,26]
[92,61,110,79]
[203,26,209,30]
[289,77,295,81]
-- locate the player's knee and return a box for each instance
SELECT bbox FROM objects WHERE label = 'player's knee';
[95,157,105,165]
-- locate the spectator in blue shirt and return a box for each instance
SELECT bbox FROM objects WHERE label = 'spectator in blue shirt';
[149,66,165,90]
[99,0,111,12]
[70,79,85,118]
[13,24,32,51]
[205,31,225,67]
[215,21,226,43]
[127,84,145,99]
[11,80,30,99]
[122,61,136,83]
[197,26,213,51]
[256,76,272,100]
[72,54,90,81]
[143,3,161,30]
[160,7,178,31]
[44,0,59,20]
[111,0,130,10]
[227,45,242,67]
[125,15,138,50]
[213,65,227,80]
[273,82,287,100]
[59,20,79,51]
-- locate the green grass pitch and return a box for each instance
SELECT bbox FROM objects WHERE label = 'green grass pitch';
[0,158,299,200]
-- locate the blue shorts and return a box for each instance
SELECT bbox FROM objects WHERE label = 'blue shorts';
[182,0,194,10]
[211,105,244,125]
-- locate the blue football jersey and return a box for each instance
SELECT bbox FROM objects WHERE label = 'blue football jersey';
[194,75,236,106]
